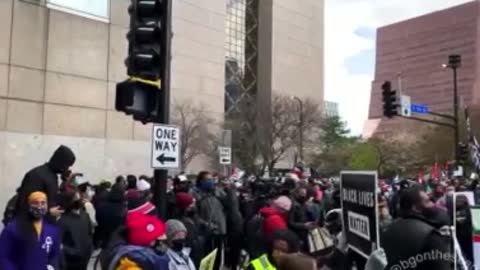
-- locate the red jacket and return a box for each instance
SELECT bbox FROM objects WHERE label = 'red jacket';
[259,206,288,236]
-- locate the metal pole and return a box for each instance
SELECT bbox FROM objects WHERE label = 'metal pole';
[299,100,304,162]
[453,67,459,164]
[153,0,173,220]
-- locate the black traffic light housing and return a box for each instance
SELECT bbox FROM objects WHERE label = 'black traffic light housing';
[457,143,469,164]
[381,81,398,118]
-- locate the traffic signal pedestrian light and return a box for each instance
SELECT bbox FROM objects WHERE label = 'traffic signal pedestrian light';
[457,143,469,164]
[382,81,398,118]
[116,0,171,122]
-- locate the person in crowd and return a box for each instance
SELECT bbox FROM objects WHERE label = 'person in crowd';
[127,188,157,216]
[192,171,226,254]
[288,186,316,252]
[378,194,392,232]
[3,188,20,226]
[382,185,452,270]
[305,186,322,224]
[126,174,138,197]
[218,176,244,270]
[96,184,127,248]
[0,191,61,270]
[76,177,97,228]
[455,194,473,264]
[176,192,206,267]
[277,253,317,270]
[137,178,153,201]
[16,145,76,220]
[260,195,292,236]
[113,175,126,191]
[58,190,93,270]
[165,219,196,270]
[246,229,300,270]
[167,174,191,220]
[102,212,169,270]
[389,180,409,218]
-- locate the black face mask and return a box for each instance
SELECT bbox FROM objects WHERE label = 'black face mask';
[171,239,186,252]
[186,207,197,217]
[297,196,308,204]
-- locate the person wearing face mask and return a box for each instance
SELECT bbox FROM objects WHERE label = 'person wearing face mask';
[102,212,170,270]
[0,191,61,270]
[382,185,452,270]
[167,175,192,220]
[77,178,98,228]
[165,219,196,270]
[288,186,316,252]
[192,171,227,256]
[58,191,93,270]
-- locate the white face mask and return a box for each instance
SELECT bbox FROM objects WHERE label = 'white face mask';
[86,189,95,199]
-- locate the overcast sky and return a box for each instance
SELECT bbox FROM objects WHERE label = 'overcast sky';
[325,0,473,135]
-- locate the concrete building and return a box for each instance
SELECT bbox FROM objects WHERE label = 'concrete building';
[367,0,480,136]
[0,0,323,210]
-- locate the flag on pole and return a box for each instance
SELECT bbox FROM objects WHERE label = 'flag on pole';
[465,108,480,171]
[432,161,439,181]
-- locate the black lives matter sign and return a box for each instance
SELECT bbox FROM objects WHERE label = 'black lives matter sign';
[340,171,379,259]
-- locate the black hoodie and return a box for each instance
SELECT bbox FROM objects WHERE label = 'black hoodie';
[16,145,76,214]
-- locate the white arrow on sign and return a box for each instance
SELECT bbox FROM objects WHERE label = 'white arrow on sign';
[151,124,181,169]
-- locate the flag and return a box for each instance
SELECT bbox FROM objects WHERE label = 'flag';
[465,108,480,171]
[431,161,439,181]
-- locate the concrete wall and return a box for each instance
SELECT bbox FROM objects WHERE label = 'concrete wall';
[0,0,226,211]
[270,0,324,104]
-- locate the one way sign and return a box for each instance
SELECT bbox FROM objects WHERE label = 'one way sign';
[151,124,181,169]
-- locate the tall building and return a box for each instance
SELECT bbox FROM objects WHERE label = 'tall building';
[367,0,480,136]
[324,101,339,117]
[0,0,323,211]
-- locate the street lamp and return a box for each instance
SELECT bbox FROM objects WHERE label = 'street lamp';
[291,96,304,163]
[443,54,461,164]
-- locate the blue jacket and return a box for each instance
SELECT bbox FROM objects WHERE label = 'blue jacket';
[0,219,61,270]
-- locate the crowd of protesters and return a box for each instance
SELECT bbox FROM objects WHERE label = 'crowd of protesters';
[0,145,478,270]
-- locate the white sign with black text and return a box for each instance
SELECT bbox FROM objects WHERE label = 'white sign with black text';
[219,147,232,165]
[151,125,181,169]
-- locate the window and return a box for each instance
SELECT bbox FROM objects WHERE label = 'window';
[46,0,109,23]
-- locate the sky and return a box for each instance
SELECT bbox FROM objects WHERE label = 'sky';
[325,0,473,135]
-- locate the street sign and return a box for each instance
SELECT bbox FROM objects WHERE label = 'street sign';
[400,95,411,117]
[410,103,429,114]
[219,147,231,165]
[340,171,379,259]
[151,124,180,169]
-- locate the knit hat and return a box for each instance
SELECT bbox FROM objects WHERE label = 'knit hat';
[175,192,194,210]
[137,179,151,192]
[272,196,292,212]
[166,219,187,240]
[126,212,166,246]
[127,192,156,215]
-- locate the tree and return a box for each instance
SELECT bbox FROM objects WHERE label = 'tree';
[171,101,214,170]
[348,142,380,171]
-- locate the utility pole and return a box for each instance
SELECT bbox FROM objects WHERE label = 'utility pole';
[291,96,304,162]
[444,55,461,165]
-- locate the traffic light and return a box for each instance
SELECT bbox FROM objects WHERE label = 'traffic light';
[381,81,398,118]
[126,0,165,81]
[116,0,170,121]
[457,143,469,164]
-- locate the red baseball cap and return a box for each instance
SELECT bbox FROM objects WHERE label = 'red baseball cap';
[126,212,166,246]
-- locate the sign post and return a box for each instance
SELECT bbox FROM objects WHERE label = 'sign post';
[340,171,379,259]
[400,95,411,117]
[151,125,180,169]
[219,129,232,176]
[219,147,231,165]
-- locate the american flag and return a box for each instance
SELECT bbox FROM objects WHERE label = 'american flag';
[465,108,480,170]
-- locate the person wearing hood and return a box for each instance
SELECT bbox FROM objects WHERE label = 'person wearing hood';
[102,212,170,270]
[0,191,61,270]
[260,196,292,236]
[16,145,76,219]
[382,185,452,270]
[58,190,93,270]
[95,185,127,248]
[165,219,196,270]
[288,186,316,252]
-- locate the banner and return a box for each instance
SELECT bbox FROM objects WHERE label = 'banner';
[471,207,480,270]
[340,171,379,259]
[199,248,218,270]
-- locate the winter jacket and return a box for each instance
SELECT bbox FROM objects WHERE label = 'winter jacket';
[222,186,244,234]
[58,210,93,263]
[166,248,196,270]
[193,189,227,235]
[181,215,206,267]
[287,201,310,245]
[96,187,127,248]
[259,207,288,236]
[16,145,75,214]
[382,214,452,270]
[0,218,61,270]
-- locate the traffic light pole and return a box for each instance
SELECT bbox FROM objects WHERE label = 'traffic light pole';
[153,0,173,220]
[453,66,460,165]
